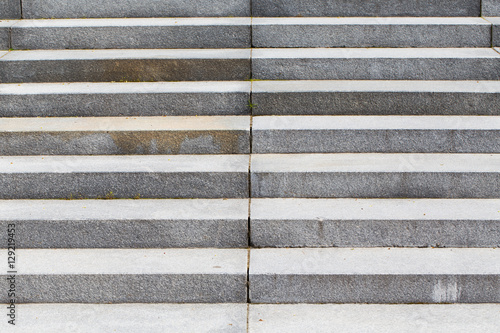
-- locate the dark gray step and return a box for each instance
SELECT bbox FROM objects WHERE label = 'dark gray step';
[0,249,248,303]
[252,48,500,80]
[0,81,251,117]
[483,0,500,16]
[10,18,251,49]
[22,0,250,18]
[251,153,500,198]
[252,0,480,17]
[249,248,500,303]
[250,198,500,247]
[0,20,13,49]
[0,199,248,248]
[0,49,251,83]
[0,0,20,19]
[0,116,250,155]
[253,17,491,48]
[487,17,500,46]
[251,80,500,116]
[0,155,249,199]
[252,116,500,153]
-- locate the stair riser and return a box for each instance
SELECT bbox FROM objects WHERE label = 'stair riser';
[483,0,500,16]
[253,59,500,80]
[251,173,500,198]
[252,0,480,17]
[0,26,9,49]
[0,131,250,155]
[253,24,490,48]
[0,0,20,19]
[12,25,251,49]
[250,275,500,303]
[252,91,500,116]
[0,173,249,199]
[0,59,250,83]
[253,130,500,153]
[0,219,248,248]
[22,0,250,18]
[492,21,500,46]
[0,275,247,303]
[251,219,500,248]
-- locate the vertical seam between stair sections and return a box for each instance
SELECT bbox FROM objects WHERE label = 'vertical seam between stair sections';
[19,0,23,19]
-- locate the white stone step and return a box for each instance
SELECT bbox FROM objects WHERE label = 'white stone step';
[0,81,251,117]
[0,116,250,155]
[251,153,500,198]
[249,247,500,303]
[0,199,249,248]
[0,249,248,303]
[250,198,500,247]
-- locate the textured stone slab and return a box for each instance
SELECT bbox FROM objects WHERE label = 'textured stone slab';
[251,153,500,198]
[0,0,21,19]
[252,116,500,153]
[0,20,16,49]
[0,116,250,155]
[249,248,500,303]
[252,0,480,17]
[0,199,249,248]
[251,80,500,115]
[12,18,251,49]
[0,155,249,199]
[0,81,251,117]
[0,249,248,303]
[250,198,500,247]
[252,48,500,80]
[22,0,250,18]
[0,49,251,83]
[249,304,500,332]
[487,17,500,46]
[483,0,500,16]
[253,18,491,48]
[0,304,246,332]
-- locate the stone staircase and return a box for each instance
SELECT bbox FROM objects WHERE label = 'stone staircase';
[1,0,500,331]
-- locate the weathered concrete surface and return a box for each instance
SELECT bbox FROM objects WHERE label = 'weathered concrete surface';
[483,0,500,16]
[0,49,251,83]
[486,17,500,46]
[0,199,249,248]
[251,81,500,115]
[253,18,491,48]
[0,20,15,49]
[249,304,500,332]
[0,249,248,303]
[252,48,500,80]
[252,116,500,153]
[12,18,251,49]
[0,81,251,117]
[0,0,21,19]
[0,304,247,332]
[0,116,250,155]
[22,0,250,18]
[0,155,249,199]
[249,248,500,303]
[252,0,480,17]
[251,153,500,198]
[250,198,500,247]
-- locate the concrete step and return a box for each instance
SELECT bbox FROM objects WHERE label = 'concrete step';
[0,20,13,49]
[22,0,250,19]
[0,116,250,155]
[252,48,500,80]
[249,304,500,332]
[252,0,480,17]
[0,81,251,117]
[483,0,500,16]
[0,155,249,199]
[253,17,491,48]
[0,249,248,303]
[251,153,500,198]
[250,198,500,247]
[249,247,500,303]
[0,0,20,19]
[1,304,247,332]
[486,17,500,46]
[10,18,251,49]
[0,49,251,83]
[251,80,500,116]
[252,116,500,153]
[0,199,249,248]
